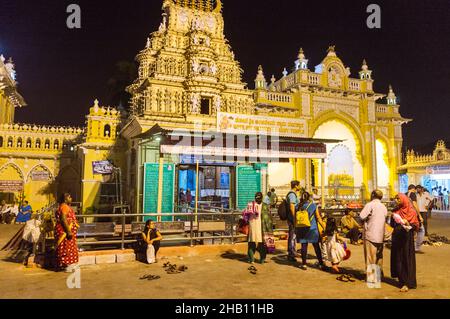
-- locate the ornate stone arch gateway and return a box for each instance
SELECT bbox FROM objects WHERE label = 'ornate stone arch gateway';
[310,111,365,166]
[310,113,365,192]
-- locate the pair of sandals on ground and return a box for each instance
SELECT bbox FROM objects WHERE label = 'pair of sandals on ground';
[139,261,189,281]
[163,261,188,274]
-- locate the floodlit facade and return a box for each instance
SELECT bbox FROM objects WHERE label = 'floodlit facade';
[0,0,412,215]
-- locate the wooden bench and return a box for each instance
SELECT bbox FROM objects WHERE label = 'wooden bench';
[196,221,227,244]
[77,223,116,239]
[131,222,186,236]
[198,221,226,233]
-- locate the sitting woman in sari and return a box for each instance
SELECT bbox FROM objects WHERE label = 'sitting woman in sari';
[140,219,163,264]
[15,201,32,224]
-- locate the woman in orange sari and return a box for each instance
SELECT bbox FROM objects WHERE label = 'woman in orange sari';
[55,193,79,272]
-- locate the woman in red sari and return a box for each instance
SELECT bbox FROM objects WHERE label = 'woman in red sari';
[55,193,79,272]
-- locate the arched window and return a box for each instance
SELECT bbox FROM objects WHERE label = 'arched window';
[0,136,3,148]
[35,138,41,148]
[26,138,32,148]
[54,139,60,150]
[7,137,13,147]
[44,139,50,149]
[104,125,111,138]
[17,138,23,148]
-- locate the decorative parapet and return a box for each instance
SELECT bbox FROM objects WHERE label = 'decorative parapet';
[254,90,295,109]
[375,103,406,123]
[0,123,84,152]
[0,123,84,135]
[405,140,450,165]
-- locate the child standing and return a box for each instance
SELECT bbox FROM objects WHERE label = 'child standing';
[323,218,348,273]
[141,219,163,264]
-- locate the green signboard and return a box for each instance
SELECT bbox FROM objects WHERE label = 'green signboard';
[143,163,175,222]
[236,165,262,210]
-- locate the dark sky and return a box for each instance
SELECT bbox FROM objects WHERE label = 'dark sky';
[1,0,449,149]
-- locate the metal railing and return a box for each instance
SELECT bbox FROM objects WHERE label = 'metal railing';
[433,196,450,212]
[73,209,248,250]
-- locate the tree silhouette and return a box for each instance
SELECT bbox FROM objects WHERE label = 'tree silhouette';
[106,60,137,109]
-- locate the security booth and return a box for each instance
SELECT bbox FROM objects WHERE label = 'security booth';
[132,124,339,222]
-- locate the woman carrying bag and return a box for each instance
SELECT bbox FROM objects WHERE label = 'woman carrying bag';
[296,192,325,270]
[244,192,274,264]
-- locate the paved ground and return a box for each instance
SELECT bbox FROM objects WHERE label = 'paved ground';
[1,218,450,299]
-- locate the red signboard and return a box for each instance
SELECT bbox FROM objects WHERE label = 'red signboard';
[0,180,24,192]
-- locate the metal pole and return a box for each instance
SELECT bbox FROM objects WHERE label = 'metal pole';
[321,159,326,209]
[195,160,199,224]
[115,168,120,205]
[231,211,235,245]
[190,209,194,247]
[157,156,164,223]
[121,206,126,250]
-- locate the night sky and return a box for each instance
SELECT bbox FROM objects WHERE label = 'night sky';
[1,0,449,150]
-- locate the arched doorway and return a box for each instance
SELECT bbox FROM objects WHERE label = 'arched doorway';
[26,165,55,210]
[313,120,363,190]
[0,163,24,204]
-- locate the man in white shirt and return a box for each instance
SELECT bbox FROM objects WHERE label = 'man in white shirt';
[359,190,388,277]
[417,185,433,237]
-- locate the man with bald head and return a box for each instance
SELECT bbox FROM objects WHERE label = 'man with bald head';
[360,190,388,276]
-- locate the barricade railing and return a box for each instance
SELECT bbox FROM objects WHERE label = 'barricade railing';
[74,210,248,250]
[433,196,450,212]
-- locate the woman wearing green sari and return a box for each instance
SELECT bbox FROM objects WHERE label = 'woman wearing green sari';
[243,192,274,264]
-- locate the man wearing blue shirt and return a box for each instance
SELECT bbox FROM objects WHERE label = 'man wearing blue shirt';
[287,181,301,262]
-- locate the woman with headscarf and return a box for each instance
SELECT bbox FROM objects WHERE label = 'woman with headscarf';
[391,193,420,292]
[244,192,273,264]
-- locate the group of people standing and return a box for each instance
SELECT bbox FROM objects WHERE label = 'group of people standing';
[243,181,428,293]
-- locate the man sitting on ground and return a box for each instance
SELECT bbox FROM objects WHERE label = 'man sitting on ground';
[341,209,363,245]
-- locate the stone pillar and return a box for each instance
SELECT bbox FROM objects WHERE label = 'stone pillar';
[362,125,377,199]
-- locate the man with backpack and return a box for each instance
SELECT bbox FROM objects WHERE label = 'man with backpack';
[278,180,301,262]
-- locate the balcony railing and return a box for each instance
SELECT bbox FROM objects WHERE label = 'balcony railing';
[348,79,361,91]
[308,74,320,85]
[267,92,293,103]
[376,105,389,113]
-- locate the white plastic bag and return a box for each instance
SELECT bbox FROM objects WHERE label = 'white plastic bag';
[146,244,156,264]
[22,220,42,243]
